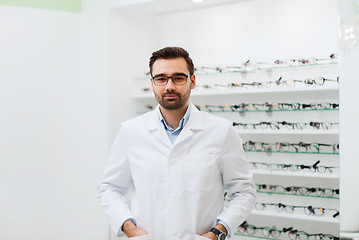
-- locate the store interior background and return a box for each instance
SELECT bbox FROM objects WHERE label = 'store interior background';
[1,0,359,239]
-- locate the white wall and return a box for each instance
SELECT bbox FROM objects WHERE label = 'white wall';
[156,0,339,65]
[0,5,108,240]
[339,0,359,234]
[108,10,157,140]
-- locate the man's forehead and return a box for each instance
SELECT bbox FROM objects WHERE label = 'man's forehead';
[152,58,188,73]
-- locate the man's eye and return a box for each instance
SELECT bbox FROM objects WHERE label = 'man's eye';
[156,77,167,82]
[173,76,186,81]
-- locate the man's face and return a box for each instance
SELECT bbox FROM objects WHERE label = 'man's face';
[151,57,195,110]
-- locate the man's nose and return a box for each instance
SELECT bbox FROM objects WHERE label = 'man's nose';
[165,78,176,91]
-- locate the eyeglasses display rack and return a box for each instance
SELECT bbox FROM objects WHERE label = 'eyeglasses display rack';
[133,59,339,240]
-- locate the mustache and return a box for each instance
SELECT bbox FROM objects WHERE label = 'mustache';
[162,92,180,98]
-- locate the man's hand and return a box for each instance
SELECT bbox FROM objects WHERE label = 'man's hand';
[201,231,217,240]
[122,220,148,238]
[201,224,228,240]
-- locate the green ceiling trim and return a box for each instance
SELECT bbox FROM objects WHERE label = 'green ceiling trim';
[0,0,82,13]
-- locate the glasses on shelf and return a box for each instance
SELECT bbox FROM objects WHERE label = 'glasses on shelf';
[152,73,189,86]
[273,54,338,66]
[194,102,339,112]
[237,221,339,240]
[275,77,304,87]
[304,77,339,86]
[194,54,338,73]
[256,184,339,198]
[255,202,339,218]
[243,141,339,154]
[308,233,340,240]
[308,121,339,129]
[237,222,264,235]
[232,121,339,130]
[250,160,337,174]
[194,76,338,90]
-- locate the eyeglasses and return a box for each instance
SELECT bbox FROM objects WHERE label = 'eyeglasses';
[195,102,339,112]
[237,221,339,240]
[250,160,337,174]
[304,77,339,85]
[192,54,338,74]
[255,202,339,218]
[152,73,190,86]
[256,184,339,198]
[195,76,338,90]
[275,77,304,86]
[243,141,339,154]
[233,121,339,130]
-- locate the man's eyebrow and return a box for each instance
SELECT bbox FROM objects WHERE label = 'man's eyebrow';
[153,72,187,78]
[152,73,166,78]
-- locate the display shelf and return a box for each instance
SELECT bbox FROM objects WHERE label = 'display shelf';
[237,129,339,135]
[133,85,339,99]
[234,233,340,240]
[132,51,339,235]
[194,61,338,74]
[249,209,340,224]
[191,85,339,96]
[234,234,279,240]
[200,109,339,113]
[245,150,339,155]
[252,169,339,179]
[198,108,339,113]
[135,108,339,115]
[340,231,359,240]
[256,191,339,199]
[234,233,288,240]
[134,62,339,80]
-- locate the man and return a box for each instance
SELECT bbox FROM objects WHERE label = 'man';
[97,47,256,240]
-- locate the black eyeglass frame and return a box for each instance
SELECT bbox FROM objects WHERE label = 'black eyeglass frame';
[151,73,191,86]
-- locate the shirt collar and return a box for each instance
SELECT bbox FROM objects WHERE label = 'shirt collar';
[158,103,192,132]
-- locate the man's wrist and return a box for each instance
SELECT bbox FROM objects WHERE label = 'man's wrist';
[214,224,227,236]
[210,226,226,240]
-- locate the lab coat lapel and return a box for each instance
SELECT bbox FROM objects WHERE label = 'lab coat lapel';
[145,106,173,149]
[175,103,203,146]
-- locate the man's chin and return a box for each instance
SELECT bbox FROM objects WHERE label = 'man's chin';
[160,100,184,110]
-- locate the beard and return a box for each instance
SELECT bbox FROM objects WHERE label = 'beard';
[154,87,191,110]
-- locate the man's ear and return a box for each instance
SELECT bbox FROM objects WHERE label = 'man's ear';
[190,75,196,89]
[150,78,154,91]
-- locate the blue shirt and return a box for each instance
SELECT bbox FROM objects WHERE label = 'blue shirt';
[158,104,191,144]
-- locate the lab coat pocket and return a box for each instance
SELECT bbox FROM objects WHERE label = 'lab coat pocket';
[128,235,152,240]
[185,155,216,192]
[194,234,211,240]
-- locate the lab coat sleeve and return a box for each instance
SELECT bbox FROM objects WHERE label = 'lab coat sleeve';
[97,125,134,237]
[217,123,256,236]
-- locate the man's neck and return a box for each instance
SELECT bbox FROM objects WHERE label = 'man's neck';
[159,103,189,130]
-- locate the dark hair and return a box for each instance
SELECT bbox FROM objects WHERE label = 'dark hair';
[149,47,195,76]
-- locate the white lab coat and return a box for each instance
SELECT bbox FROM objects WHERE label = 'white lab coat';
[97,103,256,240]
